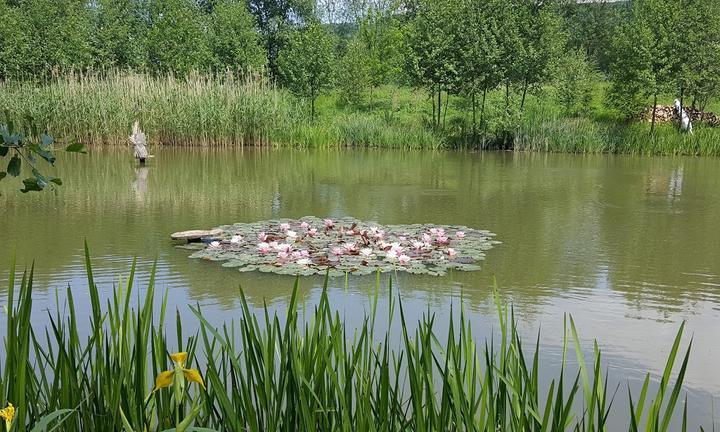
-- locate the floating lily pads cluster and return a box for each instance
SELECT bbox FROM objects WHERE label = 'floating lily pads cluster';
[178,217,499,277]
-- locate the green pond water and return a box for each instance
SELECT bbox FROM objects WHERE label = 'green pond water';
[1,148,719,428]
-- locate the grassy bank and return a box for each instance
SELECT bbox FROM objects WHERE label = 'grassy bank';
[1,71,719,154]
[1,248,696,431]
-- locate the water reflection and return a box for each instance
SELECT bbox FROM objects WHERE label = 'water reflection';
[0,149,719,428]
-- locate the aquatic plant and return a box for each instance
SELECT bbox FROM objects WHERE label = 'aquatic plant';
[176,217,500,276]
[0,249,698,431]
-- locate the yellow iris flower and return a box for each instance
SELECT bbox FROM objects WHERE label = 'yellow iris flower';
[153,351,205,392]
[0,402,15,431]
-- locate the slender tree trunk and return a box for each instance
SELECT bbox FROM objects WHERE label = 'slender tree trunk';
[437,84,442,128]
[505,82,510,111]
[520,78,529,111]
[480,87,487,132]
[472,92,477,142]
[679,87,685,131]
[443,90,449,128]
[432,88,436,128]
[650,93,658,134]
[311,84,317,122]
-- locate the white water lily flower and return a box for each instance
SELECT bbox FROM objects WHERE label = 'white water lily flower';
[360,248,373,257]
[279,223,291,231]
[296,258,312,266]
[257,242,271,253]
[230,235,243,244]
[209,241,221,248]
[398,254,411,265]
[386,250,398,261]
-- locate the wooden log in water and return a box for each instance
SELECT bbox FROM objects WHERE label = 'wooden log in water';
[171,229,224,242]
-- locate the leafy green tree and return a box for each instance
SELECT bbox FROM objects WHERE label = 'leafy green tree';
[554,48,597,116]
[277,22,336,120]
[246,0,315,75]
[0,1,32,79]
[513,0,566,110]
[607,0,678,132]
[146,0,211,75]
[94,0,148,69]
[209,0,266,72]
[456,0,503,136]
[405,0,463,128]
[338,36,372,106]
[677,0,720,113]
[357,3,404,90]
[18,0,94,77]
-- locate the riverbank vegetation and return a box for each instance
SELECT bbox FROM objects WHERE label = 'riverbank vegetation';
[1,0,719,154]
[1,249,695,431]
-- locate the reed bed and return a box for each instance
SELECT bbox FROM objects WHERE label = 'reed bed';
[0,247,696,431]
[0,71,440,149]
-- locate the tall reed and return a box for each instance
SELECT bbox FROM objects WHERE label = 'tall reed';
[0,248,696,431]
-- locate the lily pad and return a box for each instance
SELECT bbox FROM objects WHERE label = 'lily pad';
[175,217,499,277]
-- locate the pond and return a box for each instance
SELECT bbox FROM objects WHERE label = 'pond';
[1,148,719,429]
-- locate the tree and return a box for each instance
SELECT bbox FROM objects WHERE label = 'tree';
[554,48,597,117]
[246,0,315,76]
[209,0,266,72]
[405,0,463,128]
[94,0,148,69]
[277,22,336,120]
[146,0,211,75]
[18,0,94,77]
[607,0,678,132]
[676,0,720,114]
[358,3,404,90]
[0,1,32,79]
[338,36,372,106]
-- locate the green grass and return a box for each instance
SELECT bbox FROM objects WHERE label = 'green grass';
[0,248,698,431]
[0,70,718,154]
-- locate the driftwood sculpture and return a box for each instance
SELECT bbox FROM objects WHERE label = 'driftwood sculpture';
[129,121,149,164]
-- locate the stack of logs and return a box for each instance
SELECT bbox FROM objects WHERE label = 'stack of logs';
[639,105,720,126]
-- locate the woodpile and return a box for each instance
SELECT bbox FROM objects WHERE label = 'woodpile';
[638,105,720,127]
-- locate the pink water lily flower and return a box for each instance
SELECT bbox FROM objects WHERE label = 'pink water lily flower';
[277,251,290,261]
[447,248,457,257]
[421,233,432,243]
[343,242,358,252]
[436,236,450,245]
[390,242,404,254]
[386,250,398,261]
[276,243,292,253]
[324,219,335,228]
[455,231,466,239]
[331,247,345,256]
[279,223,291,231]
[257,242,271,253]
[398,254,411,265]
[300,221,310,230]
[412,241,425,250]
[258,232,268,242]
[308,228,318,236]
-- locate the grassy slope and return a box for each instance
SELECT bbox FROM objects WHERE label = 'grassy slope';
[1,72,718,154]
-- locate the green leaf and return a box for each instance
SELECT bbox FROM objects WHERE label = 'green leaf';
[7,155,21,176]
[65,142,87,153]
[20,177,44,193]
[0,172,5,181]
[29,409,76,432]
[28,144,56,165]
[49,177,62,185]
[0,145,8,157]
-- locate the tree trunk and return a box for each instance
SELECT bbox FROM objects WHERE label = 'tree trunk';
[650,93,658,134]
[480,87,487,131]
[443,90,449,128]
[311,86,316,121]
[472,92,477,142]
[679,87,685,131]
[520,79,529,111]
[437,84,442,129]
[505,82,510,111]
[432,88,436,128]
